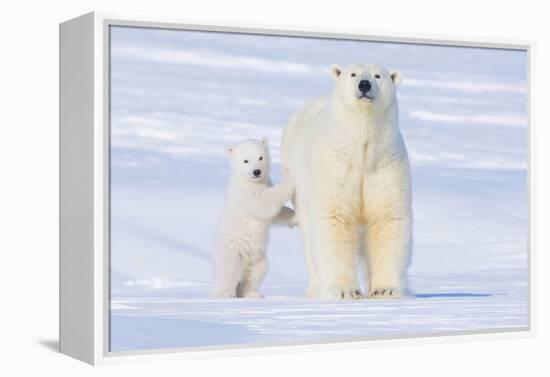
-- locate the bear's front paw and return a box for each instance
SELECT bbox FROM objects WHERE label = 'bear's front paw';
[341,288,363,300]
[367,288,404,299]
[320,287,363,300]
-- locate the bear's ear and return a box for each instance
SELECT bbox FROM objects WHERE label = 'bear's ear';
[225,145,234,157]
[330,64,343,80]
[260,136,269,146]
[390,70,402,87]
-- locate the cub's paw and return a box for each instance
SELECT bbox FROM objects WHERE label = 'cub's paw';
[367,288,404,299]
[241,291,264,299]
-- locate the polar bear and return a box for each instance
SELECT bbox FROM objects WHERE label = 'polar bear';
[210,138,296,299]
[281,64,412,300]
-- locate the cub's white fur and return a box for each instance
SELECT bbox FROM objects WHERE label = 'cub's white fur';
[210,138,295,298]
[282,64,412,300]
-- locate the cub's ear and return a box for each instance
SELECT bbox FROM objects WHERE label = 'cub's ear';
[390,70,402,87]
[260,136,269,146]
[225,145,234,157]
[330,64,343,80]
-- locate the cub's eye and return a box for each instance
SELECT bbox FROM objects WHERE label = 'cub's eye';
[259,156,263,161]
[244,160,249,163]
[351,73,356,77]
[374,74,381,79]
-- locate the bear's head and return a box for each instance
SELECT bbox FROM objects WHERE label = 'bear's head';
[330,64,401,115]
[226,138,271,184]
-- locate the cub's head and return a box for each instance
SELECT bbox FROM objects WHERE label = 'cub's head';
[330,64,401,114]
[226,138,271,183]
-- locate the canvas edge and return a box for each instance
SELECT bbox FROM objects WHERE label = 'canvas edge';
[98,10,533,49]
[59,11,97,365]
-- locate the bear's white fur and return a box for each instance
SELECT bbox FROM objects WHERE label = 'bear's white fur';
[282,64,412,300]
[210,138,296,298]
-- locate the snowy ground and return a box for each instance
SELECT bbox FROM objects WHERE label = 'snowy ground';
[111,269,527,351]
[108,26,528,352]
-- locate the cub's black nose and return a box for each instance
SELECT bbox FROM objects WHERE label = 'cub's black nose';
[253,169,262,177]
[358,79,371,93]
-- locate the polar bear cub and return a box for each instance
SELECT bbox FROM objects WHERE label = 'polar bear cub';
[210,137,296,299]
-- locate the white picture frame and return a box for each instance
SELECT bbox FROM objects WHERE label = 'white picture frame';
[59,11,535,365]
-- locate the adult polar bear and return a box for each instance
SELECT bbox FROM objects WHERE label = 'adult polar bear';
[281,63,412,300]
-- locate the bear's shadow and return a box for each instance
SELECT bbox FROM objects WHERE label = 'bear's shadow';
[413,292,494,299]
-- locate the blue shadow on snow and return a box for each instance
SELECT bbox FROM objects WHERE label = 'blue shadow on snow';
[413,292,493,299]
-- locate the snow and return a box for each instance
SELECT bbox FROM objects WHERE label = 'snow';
[108,26,528,352]
[111,270,527,352]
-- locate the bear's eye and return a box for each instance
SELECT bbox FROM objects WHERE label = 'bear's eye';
[259,156,263,161]
[350,73,356,77]
[243,160,249,163]
[374,74,381,79]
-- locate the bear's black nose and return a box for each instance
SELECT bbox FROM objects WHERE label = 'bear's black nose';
[253,169,261,177]
[358,79,371,93]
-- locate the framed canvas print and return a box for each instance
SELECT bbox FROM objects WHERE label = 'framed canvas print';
[59,12,534,365]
